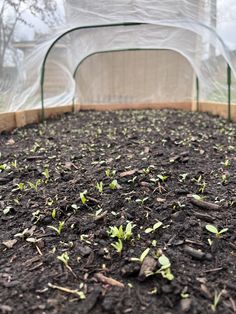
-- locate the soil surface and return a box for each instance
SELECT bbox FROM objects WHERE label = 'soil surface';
[0,109,236,314]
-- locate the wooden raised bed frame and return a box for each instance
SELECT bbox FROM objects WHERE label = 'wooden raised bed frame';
[0,102,235,133]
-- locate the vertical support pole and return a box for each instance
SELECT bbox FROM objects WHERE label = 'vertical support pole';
[227,64,231,122]
[40,66,45,122]
[196,77,199,112]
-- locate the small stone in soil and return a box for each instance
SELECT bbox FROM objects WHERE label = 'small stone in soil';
[180,298,192,312]
[77,245,92,257]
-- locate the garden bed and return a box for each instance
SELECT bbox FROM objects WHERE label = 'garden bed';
[0,109,236,314]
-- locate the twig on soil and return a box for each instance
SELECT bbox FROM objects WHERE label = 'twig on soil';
[203,267,224,273]
[188,195,220,210]
[229,297,236,312]
[95,273,124,288]
[48,283,85,299]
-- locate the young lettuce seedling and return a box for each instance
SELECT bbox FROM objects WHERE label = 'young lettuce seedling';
[205,224,228,238]
[57,252,76,277]
[108,222,135,241]
[80,190,87,204]
[157,174,168,182]
[156,255,174,281]
[48,221,64,235]
[109,180,118,190]
[130,248,150,263]
[28,179,41,192]
[111,239,123,253]
[42,168,50,182]
[96,181,103,193]
[210,290,223,312]
[145,220,163,234]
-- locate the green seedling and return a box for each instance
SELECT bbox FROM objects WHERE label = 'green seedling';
[0,164,8,172]
[3,206,13,215]
[221,159,230,167]
[109,180,118,190]
[108,222,135,241]
[32,210,42,224]
[28,179,41,192]
[96,181,103,193]
[14,227,35,239]
[136,197,149,205]
[205,224,228,238]
[42,168,49,182]
[145,220,163,234]
[179,173,188,182]
[130,248,150,263]
[30,142,40,153]
[105,169,116,177]
[57,252,76,277]
[48,221,64,235]
[111,239,123,253]
[199,181,207,193]
[210,290,223,312]
[57,252,69,267]
[11,160,17,169]
[221,174,228,184]
[157,174,168,182]
[156,255,174,281]
[80,190,87,204]
[51,208,57,219]
[192,194,203,201]
[16,182,25,191]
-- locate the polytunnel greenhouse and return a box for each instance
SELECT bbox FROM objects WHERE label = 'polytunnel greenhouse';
[0,1,236,313]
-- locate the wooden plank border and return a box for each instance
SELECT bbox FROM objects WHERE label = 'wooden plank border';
[0,102,235,133]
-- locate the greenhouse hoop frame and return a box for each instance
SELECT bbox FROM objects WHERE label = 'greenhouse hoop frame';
[40,22,232,122]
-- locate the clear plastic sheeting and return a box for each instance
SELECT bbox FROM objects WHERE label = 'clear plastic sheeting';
[0,0,236,112]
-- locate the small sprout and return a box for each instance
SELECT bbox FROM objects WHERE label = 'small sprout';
[51,208,57,219]
[109,180,118,190]
[221,159,230,167]
[192,194,203,201]
[30,142,40,153]
[152,240,157,247]
[96,181,103,193]
[145,220,163,234]
[205,224,228,238]
[11,160,17,168]
[32,210,42,224]
[16,182,25,191]
[28,179,41,192]
[47,198,54,206]
[198,181,207,193]
[80,190,87,204]
[105,169,116,177]
[42,168,49,182]
[3,206,13,215]
[71,204,79,210]
[136,197,149,205]
[0,164,8,172]
[210,290,223,312]
[111,239,123,253]
[95,208,103,216]
[156,255,174,281]
[157,174,168,182]
[179,173,188,182]
[181,292,190,299]
[108,222,135,241]
[130,248,150,263]
[57,252,70,267]
[221,174,228,184]
[105,169,111,177]
[48,221,64,235]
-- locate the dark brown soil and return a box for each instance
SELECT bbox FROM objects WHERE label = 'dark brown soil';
[0,109,236,314]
